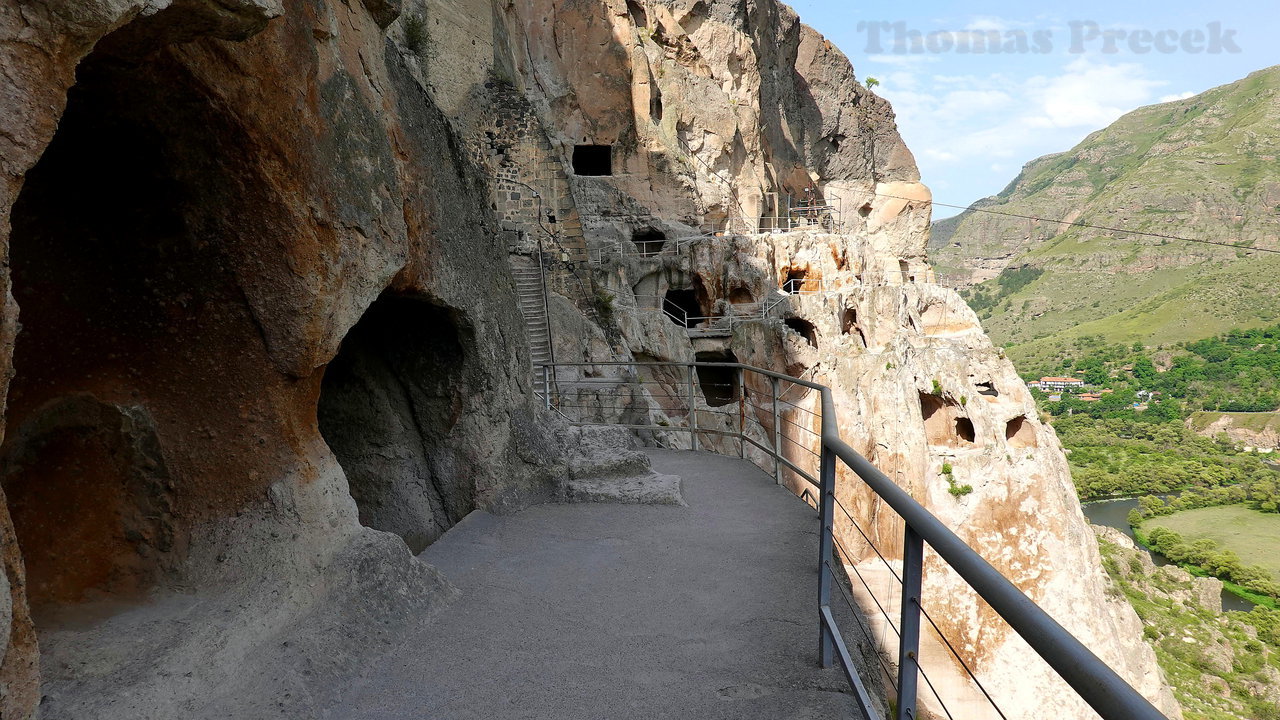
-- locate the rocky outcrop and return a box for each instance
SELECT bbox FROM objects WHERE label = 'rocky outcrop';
[0,0,1178,718]
[438,1,1177,716]
[0,0,562,716]
[1190,411,1280,451]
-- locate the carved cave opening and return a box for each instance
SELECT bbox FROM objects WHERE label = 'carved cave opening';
[783,267,808,294]
[694,351,740,408]
[318,294,476,554]
[572,144,613,176]
[1,39,276,624]
[841,307,867,347]
[784,317,818,349]
[920,394,976,448]
[663,288,701,328]
[631,227,667,256]
[1006,416,1038,449]
[729,287,755,305]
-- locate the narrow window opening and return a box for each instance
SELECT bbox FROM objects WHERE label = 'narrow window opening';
[694,350,740,407]
[631,227,667,256]
[572,144,613,176]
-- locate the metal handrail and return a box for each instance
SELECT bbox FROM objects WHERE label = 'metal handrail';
[535,360,1168,720]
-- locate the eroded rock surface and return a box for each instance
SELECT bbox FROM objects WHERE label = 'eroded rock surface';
[0,0,1179,718]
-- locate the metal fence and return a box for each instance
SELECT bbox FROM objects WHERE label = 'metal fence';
[535,360,1169,720]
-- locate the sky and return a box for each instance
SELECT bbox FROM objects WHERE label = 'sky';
[787,1,1280,218]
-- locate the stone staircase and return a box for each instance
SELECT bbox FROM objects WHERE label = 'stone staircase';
[510,256,553,397]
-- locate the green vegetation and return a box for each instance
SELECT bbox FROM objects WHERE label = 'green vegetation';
[1057,415,1274,499]
[403,14,429,56]
[1135,521,1280,603]
[1030,324,1280,414]
[934,67,1280,359]
[1098,534,1280,720]
[939,462,972,496]
[961,266,1044,315]
[1147,506,1280,585]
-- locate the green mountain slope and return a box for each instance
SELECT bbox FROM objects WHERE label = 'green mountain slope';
[931,66,1280,367]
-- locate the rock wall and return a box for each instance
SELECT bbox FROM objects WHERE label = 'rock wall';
[421,0,1180,717]
[0,0,563,716]
[0,0,1179,718]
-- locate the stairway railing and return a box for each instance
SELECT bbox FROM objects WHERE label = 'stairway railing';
[535,360,1169,720]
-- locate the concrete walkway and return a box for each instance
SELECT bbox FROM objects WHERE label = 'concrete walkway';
[330,450,859,719]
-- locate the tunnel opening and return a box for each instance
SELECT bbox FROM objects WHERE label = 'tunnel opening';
[1006,416,1038,449]
[632,227,667,256]
[858,202,872,218]
[784,317,818,349]
[920,394,976,448]
[663,288,701,328]
[783,267,809,294]
[572,144,613,176]
[841,307,867,347]
[318,294,475,554]
[0,36,280,624]
[694,351,741,408]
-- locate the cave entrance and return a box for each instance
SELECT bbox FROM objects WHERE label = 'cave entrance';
[663,288,701,328]
[694,351,740,407]
[841,307,867,347]
[632,227,667,257]
[318,294,475,554]
[729,287,755,305]
[783,267,809,294]
[784,317,818,349]
[0,36,266,621]
[572,144,613,176]
[920,394,976,448]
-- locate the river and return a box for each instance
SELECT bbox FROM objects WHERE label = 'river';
[1082,496,1256,613]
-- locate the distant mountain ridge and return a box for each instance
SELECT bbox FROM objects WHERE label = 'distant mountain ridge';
[930,65,1280,368]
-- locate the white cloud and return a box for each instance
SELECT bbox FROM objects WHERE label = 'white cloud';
[1027,58,1165,128]
[1159,91,1196,103]
[875,57,1168,179]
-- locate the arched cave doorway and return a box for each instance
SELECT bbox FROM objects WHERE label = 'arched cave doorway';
[631,227,667,257]
[694,350,741,407]
[317,294,476,554]
[663,288,702,328]
[784,317,818,348]
[783,267,808,294]
[0,34,273,623]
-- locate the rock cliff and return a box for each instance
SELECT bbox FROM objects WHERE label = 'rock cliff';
[0,0,1176,717]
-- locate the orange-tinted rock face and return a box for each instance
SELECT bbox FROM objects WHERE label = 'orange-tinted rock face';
[0,0,563,715]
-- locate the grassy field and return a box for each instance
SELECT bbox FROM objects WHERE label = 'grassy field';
[1150,506,1280,581]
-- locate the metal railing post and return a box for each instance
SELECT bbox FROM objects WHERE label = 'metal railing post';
[688,364,699,452]
[738,367,747,458]
[896,525,924,720]
[817,444,836,668]
[543,365,551,411]
[771,377,782,485]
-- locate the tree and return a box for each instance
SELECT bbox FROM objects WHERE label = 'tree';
[1131,356,1157,384]
[865,77,880,89]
